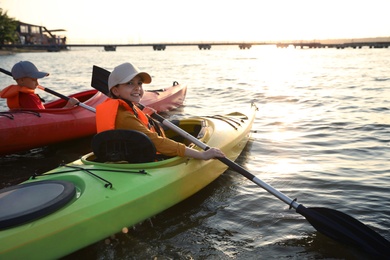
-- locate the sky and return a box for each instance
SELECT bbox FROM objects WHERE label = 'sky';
[1,0,390,44]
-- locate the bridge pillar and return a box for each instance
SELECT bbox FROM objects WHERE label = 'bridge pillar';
[198,44,211,50]
[276,43,289,48]
[238,44,251,49]
[104,45,116,51]
[153,45,166,51]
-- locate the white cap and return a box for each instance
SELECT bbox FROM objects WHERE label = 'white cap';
[108,62,151,90]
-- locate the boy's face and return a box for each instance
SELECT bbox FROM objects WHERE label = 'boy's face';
[16,77,39,90]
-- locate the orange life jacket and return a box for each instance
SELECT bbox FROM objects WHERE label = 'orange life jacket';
[96,98,164,136]
[0,85,44,109]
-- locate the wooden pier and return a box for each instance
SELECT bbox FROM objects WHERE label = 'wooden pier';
[1,40,389,52]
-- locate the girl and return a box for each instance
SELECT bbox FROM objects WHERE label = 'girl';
[95,62,224,160]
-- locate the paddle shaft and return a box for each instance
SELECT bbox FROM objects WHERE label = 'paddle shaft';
[149,97,390,257]
[36,86,96,112]
[0,68,12,77]
[0,68,96,113]
[151,112,300,209]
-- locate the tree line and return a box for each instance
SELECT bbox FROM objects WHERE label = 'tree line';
[0,8,18,46]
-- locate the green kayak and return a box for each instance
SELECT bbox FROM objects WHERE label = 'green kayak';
[0,104,257,259]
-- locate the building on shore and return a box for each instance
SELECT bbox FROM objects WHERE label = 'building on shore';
[5,21,68,51]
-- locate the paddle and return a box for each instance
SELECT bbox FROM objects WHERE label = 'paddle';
[0,68,12,77]
[90,66,110,96]
[91,65,390,257]
[0,68,96,112]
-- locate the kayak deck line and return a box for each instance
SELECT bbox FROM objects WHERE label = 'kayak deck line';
[206,114,247,129]
[0,110,42,119]
[31,164,149,189]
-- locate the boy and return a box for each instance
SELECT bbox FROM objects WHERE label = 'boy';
[0,61,77,109]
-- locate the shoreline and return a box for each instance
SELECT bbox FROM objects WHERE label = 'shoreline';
[0,48,49,56]
[0,50,15,56]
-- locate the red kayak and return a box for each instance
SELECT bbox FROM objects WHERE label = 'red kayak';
[0,83,187,156]
[142,81,187,112]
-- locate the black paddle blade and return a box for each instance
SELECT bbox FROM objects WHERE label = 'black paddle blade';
[296,205,390,258]
[91,65,110,95]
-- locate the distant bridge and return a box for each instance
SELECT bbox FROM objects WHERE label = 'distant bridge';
[1,41,390,52]
[274,41,390,49]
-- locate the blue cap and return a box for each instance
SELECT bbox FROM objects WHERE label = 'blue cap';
[11,61,49,80]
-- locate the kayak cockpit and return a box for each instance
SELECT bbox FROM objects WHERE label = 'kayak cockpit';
[0,180,76,230]
[91,129,158,163]
[81,118,210,168]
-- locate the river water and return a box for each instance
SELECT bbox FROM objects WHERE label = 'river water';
[0,46,389,259]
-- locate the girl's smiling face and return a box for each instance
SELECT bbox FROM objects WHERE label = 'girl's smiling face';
[111,75,144,103]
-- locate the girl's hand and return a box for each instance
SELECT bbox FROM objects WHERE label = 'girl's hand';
[202,148,225,160]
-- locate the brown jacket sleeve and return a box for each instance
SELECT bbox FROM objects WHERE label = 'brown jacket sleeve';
[115,106,186,157]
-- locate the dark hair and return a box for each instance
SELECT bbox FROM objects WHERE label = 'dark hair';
[108,85,119,98]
